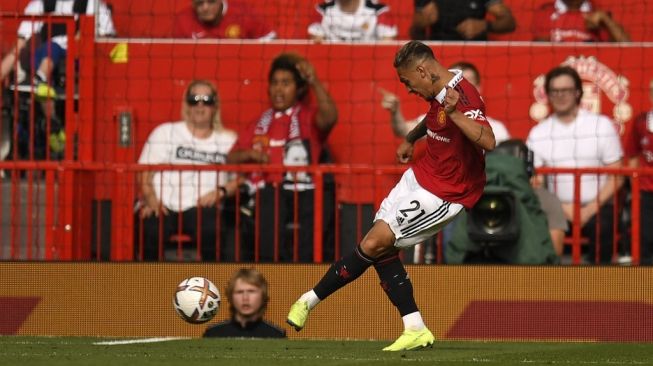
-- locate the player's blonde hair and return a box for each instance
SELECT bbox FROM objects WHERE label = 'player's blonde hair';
[181,79,225,131]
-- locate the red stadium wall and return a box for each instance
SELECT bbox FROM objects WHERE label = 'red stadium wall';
[1,0,650,41]
[2,263,652,341]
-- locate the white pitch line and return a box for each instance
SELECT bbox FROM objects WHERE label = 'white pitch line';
[93,337,187,345]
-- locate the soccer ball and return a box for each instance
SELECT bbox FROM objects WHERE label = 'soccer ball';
[173,277,221,324]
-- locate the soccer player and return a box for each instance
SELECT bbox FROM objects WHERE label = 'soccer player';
[287,40,495,351]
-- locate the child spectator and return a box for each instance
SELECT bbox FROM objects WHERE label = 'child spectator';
[227,52,338,262]
[204,268,286,338]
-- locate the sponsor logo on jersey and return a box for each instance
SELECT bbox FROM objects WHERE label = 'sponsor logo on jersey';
[464,109,486,121]
[396,215,405,225]
[426,129,451,143]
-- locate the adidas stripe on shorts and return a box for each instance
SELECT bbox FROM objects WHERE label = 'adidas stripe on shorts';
[374,168,463,249]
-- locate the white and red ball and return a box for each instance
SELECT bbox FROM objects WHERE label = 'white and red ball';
[173,277,220,324]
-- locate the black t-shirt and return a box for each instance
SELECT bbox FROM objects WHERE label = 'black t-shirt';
[415,0,494,41]
[203,318,286,338]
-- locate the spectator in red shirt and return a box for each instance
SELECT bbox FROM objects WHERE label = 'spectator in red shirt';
[227,52,338,263]
[173,0,276,40]
[533,0,629,42]
[622,79,653,265]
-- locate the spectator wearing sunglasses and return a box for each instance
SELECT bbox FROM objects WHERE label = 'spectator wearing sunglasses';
[135,80,241,261]
[173,0,276,40]
[228,52,338,262]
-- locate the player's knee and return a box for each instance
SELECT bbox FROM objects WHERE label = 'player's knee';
[360,237,393,259]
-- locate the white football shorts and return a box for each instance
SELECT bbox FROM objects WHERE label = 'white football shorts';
[374,168,464,248]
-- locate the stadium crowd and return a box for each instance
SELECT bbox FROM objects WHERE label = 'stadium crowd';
[0,0,650,266]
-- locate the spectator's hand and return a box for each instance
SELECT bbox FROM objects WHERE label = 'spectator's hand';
[378,87,399,114]
[562,202,596,227]
[249,149,270,163]
[310,35,325,43]
[396,141,414,164]
[530,175,544,189]
[579,204,595,227]
[456,18,487,39]
[443,86,459,114]
[561,202,573,222]
[295,60,316,85]
[583,11,608,30]
[198,190,222,207]
[140,196,168,218]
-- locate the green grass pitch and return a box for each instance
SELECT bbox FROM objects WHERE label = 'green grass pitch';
[1,337,653,366]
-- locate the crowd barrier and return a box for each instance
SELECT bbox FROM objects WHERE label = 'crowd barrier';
[0,162,650,265]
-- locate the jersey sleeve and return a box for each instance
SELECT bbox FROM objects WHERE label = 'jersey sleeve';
[526,128,545,168]
[455,82,490,127]
[622,115,643,159]
[375,6,398,39]
[597,116,624,165]
[248,10,277,40]
[532,5,553,40]
[96,2,117,37]
[307,4,326,38]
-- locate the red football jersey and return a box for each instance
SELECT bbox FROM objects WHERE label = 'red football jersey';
[533,4,609,42]
[173,1,275,39]
[623,111,653,191]
[232,103,327,184]
[412,75,490,209]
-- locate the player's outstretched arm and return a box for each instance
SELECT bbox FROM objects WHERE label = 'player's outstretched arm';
[397,117,427,163]
[443,87,495,151]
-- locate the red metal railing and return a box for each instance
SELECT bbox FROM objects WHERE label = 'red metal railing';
[0,161,649,265]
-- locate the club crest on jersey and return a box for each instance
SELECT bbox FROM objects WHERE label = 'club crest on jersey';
[437,110,446,125]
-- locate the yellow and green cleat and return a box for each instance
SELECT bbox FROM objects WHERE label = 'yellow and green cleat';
[286,300,310,331]
[382,328,435,351]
